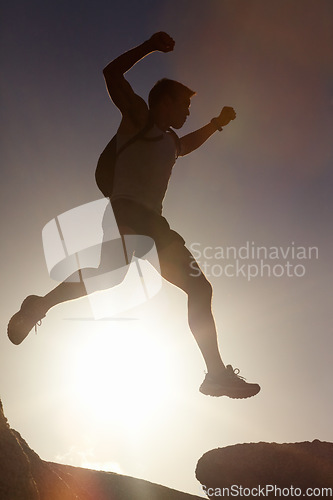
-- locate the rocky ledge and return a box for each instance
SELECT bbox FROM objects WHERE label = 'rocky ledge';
[196,440,333,498]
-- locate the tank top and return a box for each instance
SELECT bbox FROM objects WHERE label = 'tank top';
[111,125,179,214]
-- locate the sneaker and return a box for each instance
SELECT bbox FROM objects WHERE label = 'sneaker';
[8,295,47,345]
[199,365,260,399]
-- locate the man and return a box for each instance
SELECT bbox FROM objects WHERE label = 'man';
[8,32,260,399]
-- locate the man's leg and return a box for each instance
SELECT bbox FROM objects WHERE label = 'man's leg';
[156,241,260,398]
[157,241,225,378]
[8,237,131,345]
[7,280,87,345]
[42,232,134,311]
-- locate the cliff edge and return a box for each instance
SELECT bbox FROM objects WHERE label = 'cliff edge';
[0,398,203,500]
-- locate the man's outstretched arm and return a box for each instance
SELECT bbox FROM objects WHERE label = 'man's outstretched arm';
[103,32,174,132]
[179,106,236,156]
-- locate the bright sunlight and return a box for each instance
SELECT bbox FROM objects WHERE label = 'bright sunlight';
[65,319,177,436]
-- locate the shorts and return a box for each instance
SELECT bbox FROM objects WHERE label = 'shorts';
[107,198,185,253]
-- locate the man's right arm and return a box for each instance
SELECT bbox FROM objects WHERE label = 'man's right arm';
[103,32,175,134]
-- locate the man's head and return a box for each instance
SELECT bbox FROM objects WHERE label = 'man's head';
[148,78,196,129]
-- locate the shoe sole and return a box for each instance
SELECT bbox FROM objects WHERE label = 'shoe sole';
[199,381,261,399]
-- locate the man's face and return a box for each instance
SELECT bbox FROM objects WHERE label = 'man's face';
[168,96,191,129]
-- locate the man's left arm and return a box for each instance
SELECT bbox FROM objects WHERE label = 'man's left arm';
[179,106,236,157]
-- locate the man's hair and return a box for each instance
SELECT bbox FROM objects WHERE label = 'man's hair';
[148,78,196,110]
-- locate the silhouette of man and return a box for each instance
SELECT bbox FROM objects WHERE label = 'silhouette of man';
[8,32,260,399]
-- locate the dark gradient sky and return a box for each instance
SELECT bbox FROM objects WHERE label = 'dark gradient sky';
[1,0,333,496]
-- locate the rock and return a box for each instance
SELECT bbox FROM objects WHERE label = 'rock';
[0,399,86,499]
[196,440,333,498]
[52,463,204,500]
[0,399,39,499]
[0,398,202,500]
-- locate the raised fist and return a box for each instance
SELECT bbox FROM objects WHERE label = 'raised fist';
[148,32,175,53]
[218,106,236,126]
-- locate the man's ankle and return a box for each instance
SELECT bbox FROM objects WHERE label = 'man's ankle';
[207,365,226,379]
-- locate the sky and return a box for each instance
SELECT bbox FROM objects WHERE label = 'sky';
[1,0,333,497]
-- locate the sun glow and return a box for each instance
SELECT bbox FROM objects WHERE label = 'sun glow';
[66,321,176,436]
